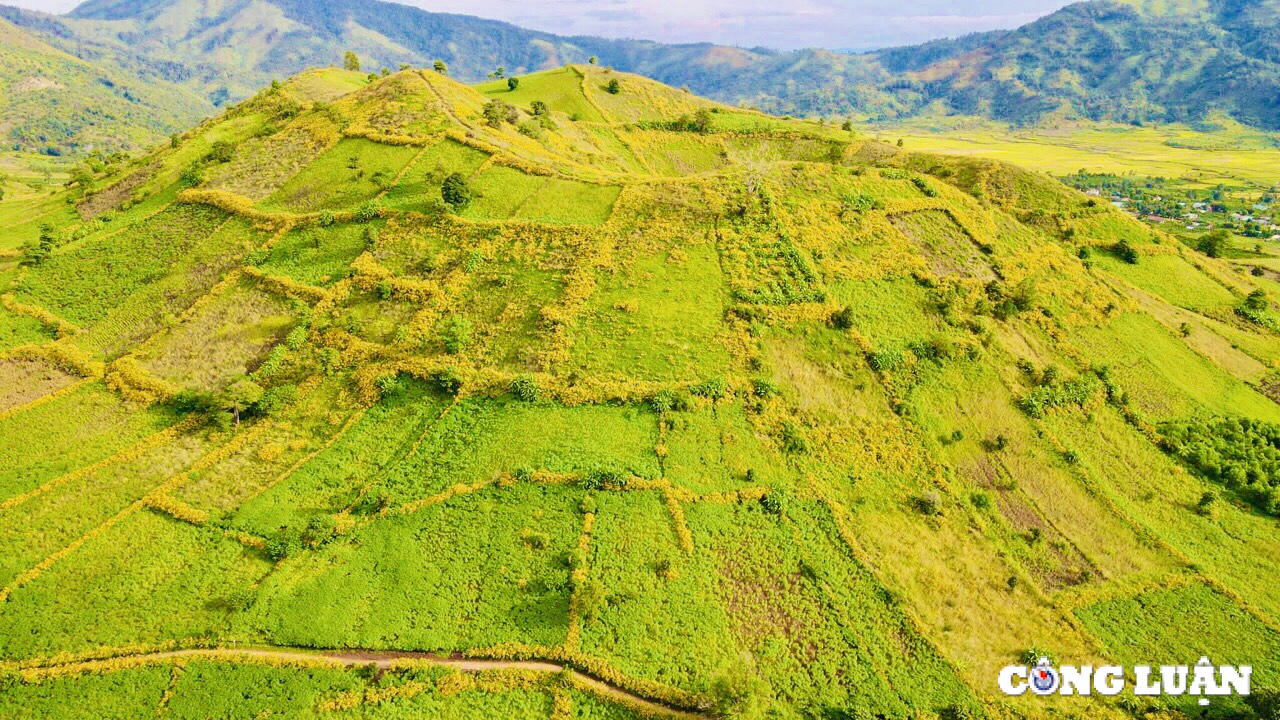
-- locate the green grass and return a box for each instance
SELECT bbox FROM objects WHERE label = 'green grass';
[569,243,732,382]
[0,305,54,350]
[460,166,548,221]
[375,400,660,506]
[259,138,421,213]
[478,66,604,122]
[0,665,172,719]
[513,179,621,226]
[245,483,582,652]
[0,512,270,659]
[382,139,489,212]
[1076,583,1280,712]
[230,380,448,536]
[259,221,381,286]
[14,204,229,328]
[0,382,176,502]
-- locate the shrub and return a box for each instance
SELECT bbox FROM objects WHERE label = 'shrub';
[507,77,520,91]
[760,493,784,515]
[1245,289,1269,312]
[376,373,404,398]
[605,79,621,94]
[434,366,463,395]
[318,210,337,227]
[868,347,907,372]
[440,315,473,354]
[780,420,807,453]
[914,491,942,516]
[829,306,855,330]
[266,528,303,560]
[354,201,381,222]
[692,377,728,400]
[1020,647,1056,666]
[752,378,779,399]
[441,172,472,210]
[303,515,337,548]
[1195,490,1219,517]
[483,99,518,126]
[581,469,622,491]
[839,192,881,215]
[510,375,540,402]
[1114,239,1139,264]
[206,140,235,164]
[530,100,548,116]
[911,176,939,197]
[1161,416,1280,516]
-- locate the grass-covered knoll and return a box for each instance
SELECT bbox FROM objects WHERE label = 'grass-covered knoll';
[6,65,1280,719]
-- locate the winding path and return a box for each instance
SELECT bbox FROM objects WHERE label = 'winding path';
[26,646,712,718]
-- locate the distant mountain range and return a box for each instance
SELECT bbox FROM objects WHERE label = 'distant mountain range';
[1,0,1279,155]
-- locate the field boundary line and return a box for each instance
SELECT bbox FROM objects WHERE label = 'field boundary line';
[1,292,81,337]
[564,511,597,652]
[0,415,201,511]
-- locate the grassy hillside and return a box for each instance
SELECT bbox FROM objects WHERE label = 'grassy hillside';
[2,64,1280,718]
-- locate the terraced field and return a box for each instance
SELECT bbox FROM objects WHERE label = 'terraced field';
[2,65,1280,719]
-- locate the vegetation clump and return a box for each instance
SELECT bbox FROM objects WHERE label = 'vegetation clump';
[1162,416,1280,516]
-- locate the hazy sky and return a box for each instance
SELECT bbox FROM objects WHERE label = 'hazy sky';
[8,0,1079,50]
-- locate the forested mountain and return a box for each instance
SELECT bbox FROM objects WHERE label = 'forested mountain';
[0,14,209,155]
[1,0,1279,156]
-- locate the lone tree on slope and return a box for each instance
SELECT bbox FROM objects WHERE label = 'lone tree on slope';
[343,51,361,72]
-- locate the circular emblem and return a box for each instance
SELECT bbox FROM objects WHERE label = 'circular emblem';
[1029,658,1059,696]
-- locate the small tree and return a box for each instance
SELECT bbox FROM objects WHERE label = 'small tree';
[588,56,598,65]
[1114,239,1139,264]
[441,315,473,354]
[530,100,548,116]
[21,223,56,266]
[441,172,472,211]
[433,59,448,74]
[489,66,505,80]
[1246,289,1269,312]
[606,78,622,95]
[222,378,263,426]
[507,77,520,92]
[1197,229,1229,258]
[343,51,361,72]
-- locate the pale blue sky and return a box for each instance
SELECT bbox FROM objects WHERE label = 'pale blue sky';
[8,0,1080,50]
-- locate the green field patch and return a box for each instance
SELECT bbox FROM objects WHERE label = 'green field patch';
[891,210,994,280]
[579,491,738,691]
[662,403,795,494]
[0,303,54,350]
[333,290,421,346]
[0,431,211,593]
[513,179,620,226]
[382,139,490,213]
[172,381,356,516]
[0,381,175,502]
[627,131,726,177]
[376,400,659,505]
[459,166,548,221]
[569,243,731,382]
[0,511,269,660]
[136,282,295,391]
[0,665,170,719]
[827,276,940,348]
[722,135,842,164]
[479,66,604,122]
[13,204,229,328]
[260,138,420,214]
[1075,583,1280,712]
[442,262,565,369]
[1074,312,1280,423]
[686,500,977,717]
[1092,252,1238,312]
[259,221,382,287]
[230,381,448,537]
[345,674,557,718]
[164,661,364,719]
[246,483,581,652]
[77,216,263,358]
